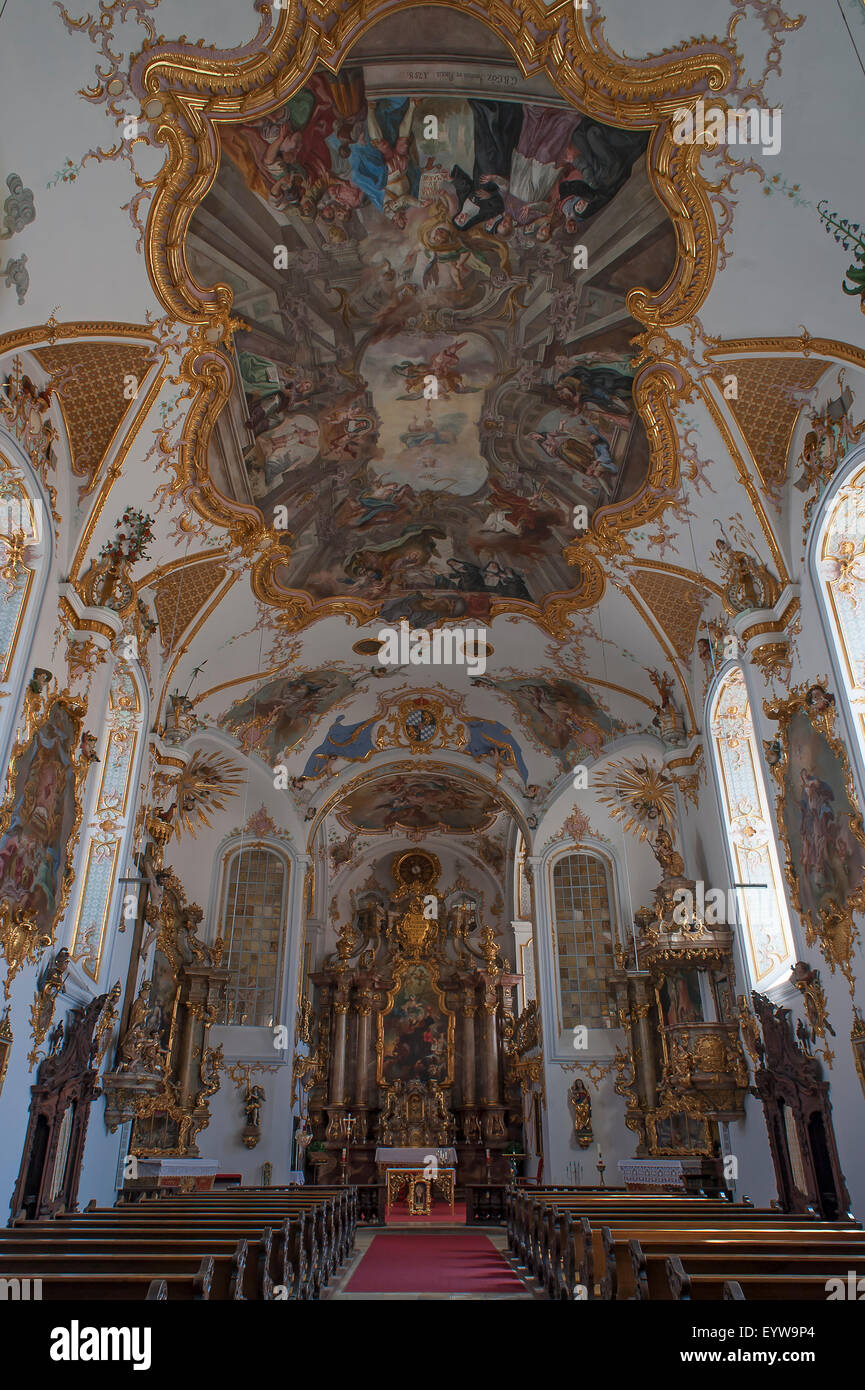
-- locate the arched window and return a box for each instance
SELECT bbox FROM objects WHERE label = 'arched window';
[709,666,795,990]
[815,453,865,751]
[551,851,615,1031]
[0,460,50,763]
[219,846,288,1027]
[69,663,145,980]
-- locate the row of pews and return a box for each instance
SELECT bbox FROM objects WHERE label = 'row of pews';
[505,1186,865,1301]
[0,1186,358,1300]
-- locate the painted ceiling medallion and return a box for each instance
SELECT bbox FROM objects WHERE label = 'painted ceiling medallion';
[131,0,730,633]
[336,770,500,834]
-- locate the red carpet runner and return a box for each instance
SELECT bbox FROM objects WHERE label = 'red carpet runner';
[345,1232,527,1294]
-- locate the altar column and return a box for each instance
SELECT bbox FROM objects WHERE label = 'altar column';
[479,980,504,1143]
[461,988,477,1130]
[354,989,372,1142]
[328,988,349,1117]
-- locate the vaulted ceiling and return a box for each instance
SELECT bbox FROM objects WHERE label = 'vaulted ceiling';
[3,0,864,868]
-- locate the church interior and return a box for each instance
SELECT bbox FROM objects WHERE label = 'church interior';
[2,0,865,1335]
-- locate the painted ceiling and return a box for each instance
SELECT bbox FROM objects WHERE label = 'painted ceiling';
[3,0,865,868]
[188,71,669,624]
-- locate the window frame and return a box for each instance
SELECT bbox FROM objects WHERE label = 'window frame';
[217,842,290,1029]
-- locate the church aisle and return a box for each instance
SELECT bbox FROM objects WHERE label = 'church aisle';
[327,1229,536,1300]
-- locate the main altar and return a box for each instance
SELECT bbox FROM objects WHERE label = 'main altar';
[301,851,523,1187]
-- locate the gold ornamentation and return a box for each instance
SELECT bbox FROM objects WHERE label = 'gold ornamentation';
[376,694,467,758]
[92,980,122,1071]
[631,568,707,662]
[148,559,227,658]
[736,993,764,1067]
[567,1077,594,1149]
[852,1009,865,1103]
[560,1058,617,1088]
[717,356,829,488]
[764,680,865,993]
[126,0,733,624]
[790,960,836,1064]
[0,357,58,483]
[0,684,88,998]
[595,755,679,841]
[651,826,685,880]
[27,947,70,1070]
[33,341,155,490]
[152,749,243,839]
[0,1006,11,1096]
[512,1000,540,1057]
[242,1082,265,1149]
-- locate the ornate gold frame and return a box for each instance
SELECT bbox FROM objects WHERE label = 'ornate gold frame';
[764,681,865,993]
[0,685,88,996]
[308,756,531,847]
[130,0,731,629]
[375,955,455,1088]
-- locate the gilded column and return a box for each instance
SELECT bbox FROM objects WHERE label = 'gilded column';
[329,990,349,1107]
[354,989,372,1141]
[461,988,477,1113]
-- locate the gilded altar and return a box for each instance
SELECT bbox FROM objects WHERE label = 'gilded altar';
[305,850,522,1185]
[384,1166,456,1216]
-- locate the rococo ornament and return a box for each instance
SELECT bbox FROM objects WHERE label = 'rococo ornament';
[122,0,733,630]
[764,680,865,995]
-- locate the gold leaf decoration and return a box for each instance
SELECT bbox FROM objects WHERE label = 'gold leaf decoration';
[169,750,244,838]
[595,755,678,840]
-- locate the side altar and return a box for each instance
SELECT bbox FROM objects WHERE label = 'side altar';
[301,851,523,1186]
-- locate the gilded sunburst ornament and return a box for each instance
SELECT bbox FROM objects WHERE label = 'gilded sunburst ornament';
[596,756,678,841]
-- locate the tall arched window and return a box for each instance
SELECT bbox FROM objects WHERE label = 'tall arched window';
[219,845,288,1027]
[815,452,865,751]
[551,851,615,1031]
[709,666,795,990]
[69,663,145,981]
[0,460,50,763]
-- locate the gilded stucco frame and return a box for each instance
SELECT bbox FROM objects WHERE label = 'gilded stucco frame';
[375,953,456,1089]
[129,0,734,634]
[764,681,865,995]
[0,684,88,997]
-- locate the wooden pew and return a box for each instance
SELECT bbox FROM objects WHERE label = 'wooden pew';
[508,1187,751,1273]
[76,1192,346,1297]
[625,1229,865,1301]
[131,1190,351,1281]
[110,1197,338,1292]
[0,1237,251,1300]
[161,1186,356,1263]
[50,1215,304,1298]
[509,1190,775,1297]
[667,1255,848,1301]
[17,1258,213,1300]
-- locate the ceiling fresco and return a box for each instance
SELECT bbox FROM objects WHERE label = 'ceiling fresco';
[191,66,675,625]
[335,770,501,833]
[6,0,860,878]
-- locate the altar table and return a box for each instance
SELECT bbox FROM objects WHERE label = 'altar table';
[384,1166,456,1215]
